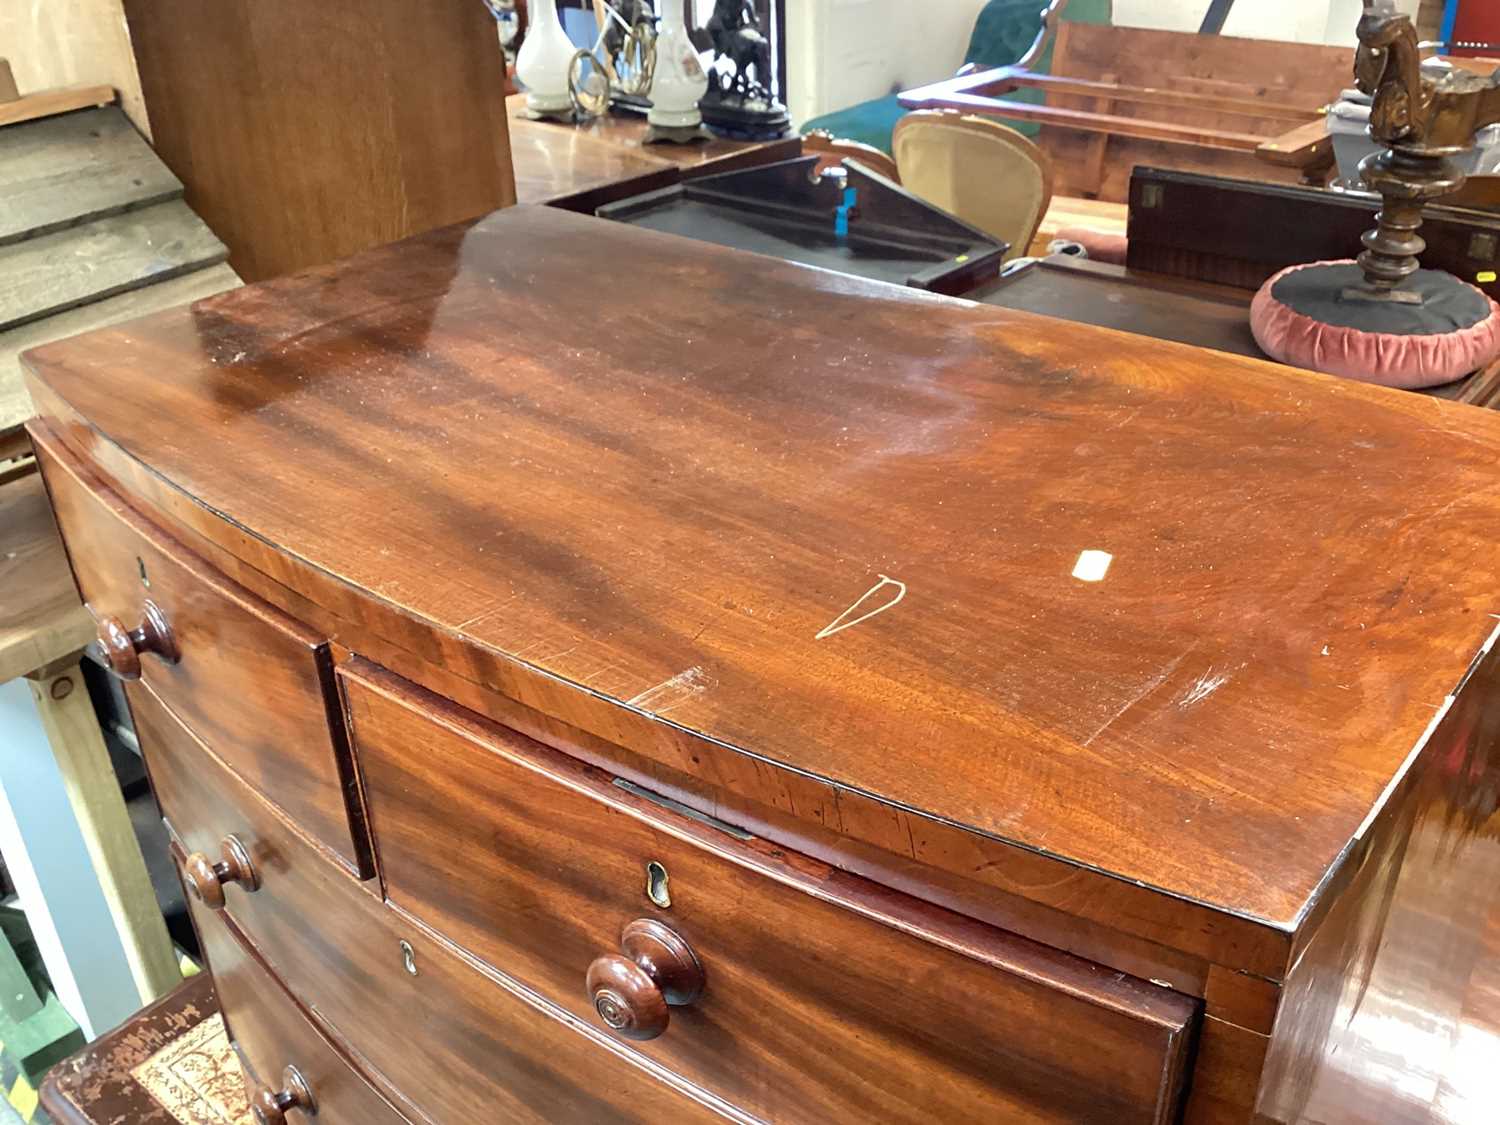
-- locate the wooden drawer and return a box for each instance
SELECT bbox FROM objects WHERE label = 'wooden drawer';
[144,684,743,1123]
[33,426,371,876]
[193,902,408,1125]
[344,661,1200,1125]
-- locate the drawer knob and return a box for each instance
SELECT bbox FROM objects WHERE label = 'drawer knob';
[585,919,703,1041]
[183,835,260,910]
[252,1065,316,1124]
[95,601,179,681]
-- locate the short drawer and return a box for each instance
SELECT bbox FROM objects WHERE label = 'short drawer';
[192,902,408,1125]
[136,684,353,966]
[34,426,371,875]
[344,661,1199,1125]
[146,684,737,1123]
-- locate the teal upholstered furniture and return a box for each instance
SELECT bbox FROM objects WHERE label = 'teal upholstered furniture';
[801,0,1112,155]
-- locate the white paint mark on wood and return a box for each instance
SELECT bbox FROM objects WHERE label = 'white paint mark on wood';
[1072,549,1113,582]
[815,574,907,640]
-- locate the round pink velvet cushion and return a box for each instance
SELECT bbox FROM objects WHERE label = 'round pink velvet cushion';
[1250,260,1500,389]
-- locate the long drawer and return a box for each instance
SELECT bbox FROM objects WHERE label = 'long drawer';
[192,901,409,1125]
[143,682,742,1123]
[33,425,372,875]
[343,659,1200,1125]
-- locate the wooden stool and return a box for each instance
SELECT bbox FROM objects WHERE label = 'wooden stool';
[39,972,252,1125]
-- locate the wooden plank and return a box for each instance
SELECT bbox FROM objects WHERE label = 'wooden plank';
[0,106,181,247]
[1047,23,1351,106]
[0,201,227,335]
[1256,116,1333,169]
[0,473,92,685]
[972,68,1320,124]
[25,662,181,1004]
[0,264,240,440]
[902,91,1268,152]
[0,84,114,129]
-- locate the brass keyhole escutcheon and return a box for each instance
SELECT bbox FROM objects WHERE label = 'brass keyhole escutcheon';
[645,860,671,908]
[400,939,418,976]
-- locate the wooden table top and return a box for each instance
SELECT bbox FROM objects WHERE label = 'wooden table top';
[24,204,1500,929]
[506,94,800,206]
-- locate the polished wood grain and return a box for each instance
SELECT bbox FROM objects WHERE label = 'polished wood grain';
[1258,632,1500,1124]
[134,682,348,950]
[346,661,1197,1124]
[190,903,407,1125]
[25,202,1500,953]
[144,683,735,1123]
[34,428,371,875]
[123,0,515,281]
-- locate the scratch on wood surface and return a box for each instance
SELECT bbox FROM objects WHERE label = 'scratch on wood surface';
[628,666,713,715]
[1082,650,1188,747]
[816,574,907,640]
[1179,668,1231,709]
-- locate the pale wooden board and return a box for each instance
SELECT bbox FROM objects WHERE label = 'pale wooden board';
[0,83,114,128]
[0,264,241,438]
[0,0,148,133]
[0,200,228,336]
[0,473,92,683]
[0,106,181,247]
[29,661,182,1000]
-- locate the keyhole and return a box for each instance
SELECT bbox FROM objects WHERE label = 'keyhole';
[400,940,418,976]
[645,861,671,909]
[137,556,151,588]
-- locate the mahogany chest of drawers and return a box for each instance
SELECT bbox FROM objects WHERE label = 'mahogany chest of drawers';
[23,205,1500,1122]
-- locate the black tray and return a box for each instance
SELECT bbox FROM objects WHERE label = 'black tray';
[596,155,1006,295]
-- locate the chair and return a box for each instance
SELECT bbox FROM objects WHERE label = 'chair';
[801,130,902,182]
[892,111,1053,261]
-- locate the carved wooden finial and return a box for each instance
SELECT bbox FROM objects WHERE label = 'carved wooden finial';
[1348,2,1500,300]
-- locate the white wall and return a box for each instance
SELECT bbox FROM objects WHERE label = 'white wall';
[1112,0,1419,45]
[788,0,990,127]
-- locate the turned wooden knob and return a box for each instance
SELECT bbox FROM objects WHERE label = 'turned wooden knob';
[183,836,259,910]
[95,601,178,681]
[252,1066,316,1124]
[585,919,703,1041]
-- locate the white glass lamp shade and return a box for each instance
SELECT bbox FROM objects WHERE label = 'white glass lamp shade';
[515,0,575,114]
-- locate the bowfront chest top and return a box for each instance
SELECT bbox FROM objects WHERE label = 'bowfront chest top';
[24,204,1500,1123]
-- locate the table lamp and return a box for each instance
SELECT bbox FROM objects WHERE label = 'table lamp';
[516,0,576,119]
[1251,1,1500,388]
[645,0,710,142]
